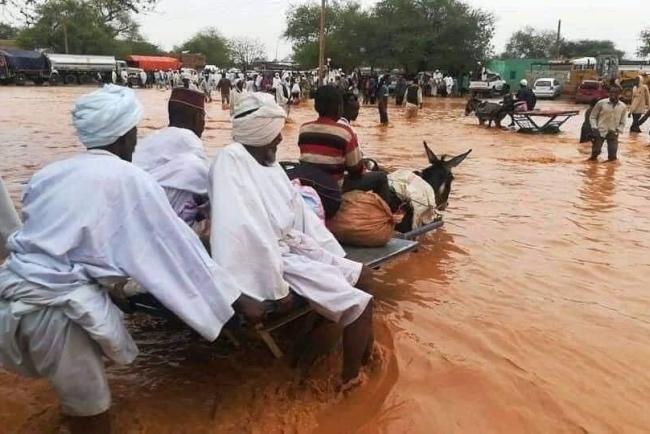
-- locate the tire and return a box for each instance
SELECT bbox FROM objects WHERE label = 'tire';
[49,74,61,85]
[78,74,92,85]
[64,74,77,85]
[14,73,27,85]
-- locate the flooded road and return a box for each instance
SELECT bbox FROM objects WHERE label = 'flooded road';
[1,87,650,433]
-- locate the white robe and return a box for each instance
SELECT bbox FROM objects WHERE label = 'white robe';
[0,177,20,260]
[1,150,241,371]
[133,127,210,223]
[209,143,370,326]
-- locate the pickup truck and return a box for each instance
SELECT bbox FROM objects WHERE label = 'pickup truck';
[469,73,506,96]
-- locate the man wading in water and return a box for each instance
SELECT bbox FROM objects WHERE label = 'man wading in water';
[589,85,628,162]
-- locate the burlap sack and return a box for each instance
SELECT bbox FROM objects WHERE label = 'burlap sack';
[328,190,398,247]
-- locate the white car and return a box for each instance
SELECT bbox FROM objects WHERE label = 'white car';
[533,78,562,99]
[469,72,506,96]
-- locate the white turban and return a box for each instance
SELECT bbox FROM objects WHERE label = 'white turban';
[231,92,286,147]
[72,84,143,149]
[520,79,528,87]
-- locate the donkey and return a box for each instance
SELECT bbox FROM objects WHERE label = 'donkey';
[465,97,508,128]
[367,141,471,233]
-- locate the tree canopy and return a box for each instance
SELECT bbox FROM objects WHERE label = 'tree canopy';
[174,28,231,66]
[15,0,160,56]
[639,28,650,58]
[284,0,494,73]
[502,26,625,59]
[0,22,19,39]
[229,36,265,71]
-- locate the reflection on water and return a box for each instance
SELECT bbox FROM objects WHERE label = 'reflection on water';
[1,87,650,433]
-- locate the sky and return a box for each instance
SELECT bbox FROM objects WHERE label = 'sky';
[135,0,647,61]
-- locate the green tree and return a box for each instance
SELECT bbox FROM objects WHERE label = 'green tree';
[16,0,160,57]
[502,27,559,58]
[284,1,371,70]
[560,39,624,59]
[285,0,494,73]
[371,0,494,73]
[1,0,156,25]
[0,22,19,39]
[16,0,121,54]
[175,28,231,65]
[639,28,650,58]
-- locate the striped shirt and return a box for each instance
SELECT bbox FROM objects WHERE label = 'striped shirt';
[298,117,364,184]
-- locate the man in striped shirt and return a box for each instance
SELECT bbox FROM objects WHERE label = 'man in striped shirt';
[297,86,396,215]
[298,85,364,186]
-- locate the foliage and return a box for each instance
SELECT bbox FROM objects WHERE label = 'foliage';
[229,36,266,70]
[0,22,19,39]
[175,27,231,66]
[639,28,650,58]
[1,0,156,24]
[284,0,495,73]
[561,40,624,59]
[15,0,160,56]
[502,27,559,59]
[503,27,625,59]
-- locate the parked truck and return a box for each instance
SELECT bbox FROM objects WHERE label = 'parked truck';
[47,53,124,85]
[126,55,181,72]
[0,48,50,85]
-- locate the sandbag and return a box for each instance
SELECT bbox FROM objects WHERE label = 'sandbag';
[327,190,397,247]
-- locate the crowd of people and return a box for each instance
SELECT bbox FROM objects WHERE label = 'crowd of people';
[0,80,396,434]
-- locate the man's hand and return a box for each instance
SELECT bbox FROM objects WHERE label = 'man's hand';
[233,294,266,324]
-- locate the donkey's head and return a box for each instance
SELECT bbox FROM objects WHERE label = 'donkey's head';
[464,97,482,116]
[416,141,471,211]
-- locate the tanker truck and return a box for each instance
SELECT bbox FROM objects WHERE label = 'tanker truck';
[46,53,126,85]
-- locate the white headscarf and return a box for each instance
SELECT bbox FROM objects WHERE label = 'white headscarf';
[231,92,286,147]
[72,84,143,149]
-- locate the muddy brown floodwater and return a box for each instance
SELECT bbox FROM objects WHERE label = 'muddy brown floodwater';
[1,87,650,434]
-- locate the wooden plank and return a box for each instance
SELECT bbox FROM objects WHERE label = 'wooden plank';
[344,238,419,269]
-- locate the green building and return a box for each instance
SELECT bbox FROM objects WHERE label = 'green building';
[487,58,548,89]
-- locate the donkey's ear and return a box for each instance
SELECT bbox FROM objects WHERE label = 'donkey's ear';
[423,141,438,164]
[445,149,472,168]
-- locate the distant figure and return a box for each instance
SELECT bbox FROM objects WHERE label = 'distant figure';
[139,70,147,88]
[120,69,128,86]
[403,79,423,119]
[377,75,389,125]
[395,76,407,106]
[291,78,301,105]
[217,76,232,109]
[589,86,627,161]
[516,79,537,110]
[629,75,650,133]
[444,75,454,97]
[580,99,599,143]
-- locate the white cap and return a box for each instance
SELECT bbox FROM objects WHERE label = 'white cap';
[520,79,528,87]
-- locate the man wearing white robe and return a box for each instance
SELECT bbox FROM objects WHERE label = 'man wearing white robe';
[134,88,210,227]
[209,93,374,388]
[0,85,255,434]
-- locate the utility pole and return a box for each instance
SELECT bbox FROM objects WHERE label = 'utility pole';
[556,19,561,59]
[318,0,326,86]
[62,17,69,54]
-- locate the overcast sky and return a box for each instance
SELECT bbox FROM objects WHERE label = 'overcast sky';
[136,0,647,60]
